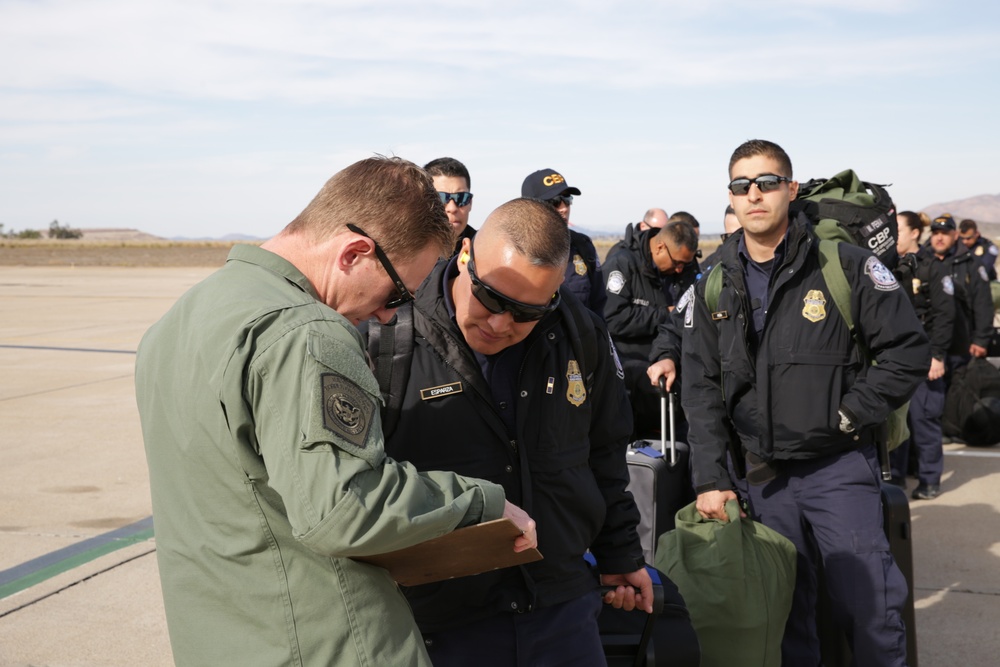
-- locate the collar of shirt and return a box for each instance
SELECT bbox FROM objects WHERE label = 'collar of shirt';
[227,244,318,300]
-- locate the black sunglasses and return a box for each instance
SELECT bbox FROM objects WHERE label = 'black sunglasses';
[438,191,474,207]
[728,174,790,196]
[545,195,574,207]
[467,243,560,322]
[663,244,688,272]
[346,224,413,309]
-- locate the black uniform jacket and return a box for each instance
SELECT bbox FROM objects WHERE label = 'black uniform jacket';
[603,227,695,361]
[969,236,998,281]
[920,243,994,355]
[681,216,930,493]
[382,259,642,632]
[565,228,606,317]
[896,251,955,362]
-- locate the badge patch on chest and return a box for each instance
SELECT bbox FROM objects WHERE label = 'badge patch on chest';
[419,382,463,401]
[321,373,373,447]
[573,254,588,276]
[566,359,587,406]
[802,290,827,323]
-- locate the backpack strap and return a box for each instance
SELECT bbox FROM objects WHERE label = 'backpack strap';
[366,303,415,439]
[705,263,723,313]
[564,296,599,392]
[817,239,854,335]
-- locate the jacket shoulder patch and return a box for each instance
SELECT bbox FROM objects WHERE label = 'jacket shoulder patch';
[864,256,898,291]
[607,270,626,294]
[321,372,373,448]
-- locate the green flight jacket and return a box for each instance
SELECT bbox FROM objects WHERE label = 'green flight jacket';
[135,245,506,667]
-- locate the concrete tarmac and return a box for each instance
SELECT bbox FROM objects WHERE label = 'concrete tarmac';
[1,265,999,666]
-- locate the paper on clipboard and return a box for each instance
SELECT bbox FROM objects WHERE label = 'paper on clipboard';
[354,518,543,586]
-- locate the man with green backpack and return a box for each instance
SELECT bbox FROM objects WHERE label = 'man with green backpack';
[681,139,929,666]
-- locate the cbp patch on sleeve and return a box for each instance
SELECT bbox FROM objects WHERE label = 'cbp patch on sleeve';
[321,372,373,448]
[609,335,625,380]
[990,245,999,257]
[607,270,625,294]
[675,284,695,314]
[941,275,955,296]
[864,256,898,291]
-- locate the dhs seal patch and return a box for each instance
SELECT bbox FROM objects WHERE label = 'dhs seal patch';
[802,290,827,323]
[607,270,625,295]
[321,373,373,448]
[941,275,955,296]
[864,256,898,291]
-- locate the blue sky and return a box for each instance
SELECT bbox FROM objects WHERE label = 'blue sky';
[2,0,998,239]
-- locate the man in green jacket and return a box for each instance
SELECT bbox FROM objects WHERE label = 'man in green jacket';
[135,156,536,667]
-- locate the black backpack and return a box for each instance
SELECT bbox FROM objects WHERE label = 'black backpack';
[792,169,899,269]
[943,358,1000,446]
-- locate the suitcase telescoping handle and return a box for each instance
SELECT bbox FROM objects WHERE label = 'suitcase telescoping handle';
[657,376,677,467]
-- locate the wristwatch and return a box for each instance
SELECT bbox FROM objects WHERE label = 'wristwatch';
[838,409,856,434]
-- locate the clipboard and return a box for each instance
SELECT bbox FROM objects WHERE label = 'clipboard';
[354,518,543,586]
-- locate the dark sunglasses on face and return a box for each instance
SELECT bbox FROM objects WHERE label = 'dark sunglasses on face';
[728,174,791,196]
[438,191,474,207]
[346,224,413,309]
[466,243,560,322]
[545,195,574,207]
[663,243,688,272]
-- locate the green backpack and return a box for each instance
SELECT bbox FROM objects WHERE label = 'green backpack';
[704,239,910,451]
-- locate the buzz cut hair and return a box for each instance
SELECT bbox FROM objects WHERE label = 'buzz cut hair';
[729,139,793,179]
[485,198,570,268]
[424,157,471,190]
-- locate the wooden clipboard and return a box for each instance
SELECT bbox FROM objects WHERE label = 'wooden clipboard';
[354,518,543,586]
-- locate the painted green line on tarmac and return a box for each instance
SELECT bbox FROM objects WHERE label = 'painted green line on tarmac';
[0,516,153,600]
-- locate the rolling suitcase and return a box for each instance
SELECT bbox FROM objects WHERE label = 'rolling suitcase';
[625,380,695,564]
[818,482,918,666]
[597,565,700,667]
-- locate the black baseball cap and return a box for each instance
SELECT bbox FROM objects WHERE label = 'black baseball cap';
[931,213,956,232]
[521,169,582,200]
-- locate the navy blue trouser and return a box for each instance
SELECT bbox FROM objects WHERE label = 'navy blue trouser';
[891,378,946,485]
[421,592,607,667]
[744,444,909,667]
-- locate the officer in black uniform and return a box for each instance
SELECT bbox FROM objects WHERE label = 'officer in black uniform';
[521,169,606,317]
[603,220,698,437]
[367,198,652,667]
[922,214,993,370]
[683,139,929,666]
[890,211,956,500]
[958,217,998,281]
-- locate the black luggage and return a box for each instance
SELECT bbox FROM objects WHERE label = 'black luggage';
[598,566,701,667]
[818,483,918,666]
[942,357,1000,446]
[625,382,695,564]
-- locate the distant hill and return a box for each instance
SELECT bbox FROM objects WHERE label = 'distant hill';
[81,228,165,242]
[921,193,1000,239]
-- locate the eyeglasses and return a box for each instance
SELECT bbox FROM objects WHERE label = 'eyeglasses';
[728,174,791,196]
[438,191,473,207]
[545,195,574,208]
[467,243,560,322]
[346,224,413,309]
[663,244,688,272]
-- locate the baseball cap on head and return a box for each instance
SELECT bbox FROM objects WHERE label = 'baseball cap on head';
[521,169,582,200]
[931,213,956,232]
